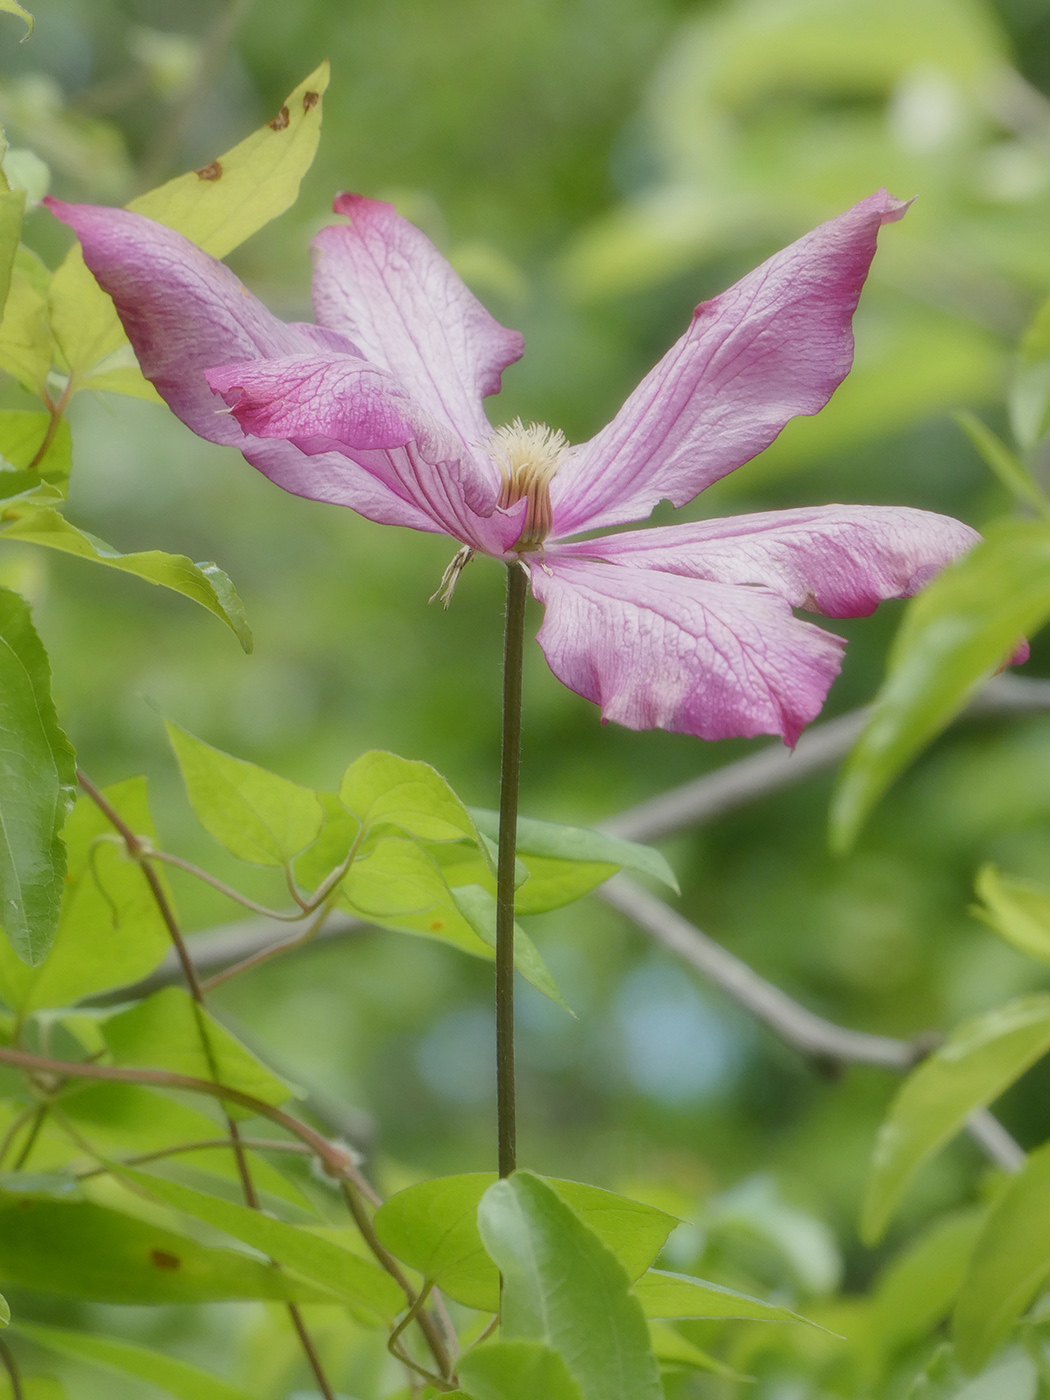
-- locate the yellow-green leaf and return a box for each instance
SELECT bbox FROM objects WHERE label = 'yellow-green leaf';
[48,63,328,381]
[0,508,251,650]
[862,996,1050,1243]
[166,722,322,865]
[0,1,31,39]
[972,864,1050,965]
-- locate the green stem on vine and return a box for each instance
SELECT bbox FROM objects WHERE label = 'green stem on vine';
[496,562,528,1178]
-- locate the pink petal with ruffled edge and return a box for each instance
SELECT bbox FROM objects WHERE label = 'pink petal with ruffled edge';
[312,195,524,457]
[549,190,910,538]
[552,505,979,617]
[44,199,442,533]
[529,558,847,744]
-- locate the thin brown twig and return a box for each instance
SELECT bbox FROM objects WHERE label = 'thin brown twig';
[73,1135,313,1179]
[75,769,336,1400]
[0,1047,379,1204]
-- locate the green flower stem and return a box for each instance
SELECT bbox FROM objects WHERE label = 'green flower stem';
[496,562,528,1178]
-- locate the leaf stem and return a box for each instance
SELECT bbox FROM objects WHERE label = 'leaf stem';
[496,562,528,1178]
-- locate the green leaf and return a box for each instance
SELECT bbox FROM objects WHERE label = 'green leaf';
[340,836,494,958]
[0,190,23,315]
[122,1168,405,1325]
[0,410,71,496]
[872,1209,985,1356]
[0,251,57,397]
[861,995,1050,1244]
[831,520,1050,851]
[470,809,678,894]
[0,1291,7,1325]
[0,2,31,39]
[972,864,1050,966]
[632,1268,822,1327]
[292,791,360,893]
[953,1141,1050,1371]
[956,411,1050,516]
[48,63,328,380]
[451,884,571,1011]
[166,722,321,865]
[18,1322,253,1400]
[375,1173,677,1315]
[102,985,295,1114]
[340,751,476,843]
[646,1322,749,1380]
[0,510,251,651]
[0,1382,64,1400]
[457,1341,582,1400]
[478,1171,662,1400]
[0,586,76,965]
[0,1193,325,1304]
[0,778,173,1011]
[374,1172,497,1311]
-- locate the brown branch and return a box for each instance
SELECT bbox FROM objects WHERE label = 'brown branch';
[596,874,1025,1174]
[0,1044,379,1200]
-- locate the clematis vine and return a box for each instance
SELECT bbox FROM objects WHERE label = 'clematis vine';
[49,189,978,748]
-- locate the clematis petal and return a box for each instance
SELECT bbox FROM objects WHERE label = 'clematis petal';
[207,353,524,552]
[550,190,910,537]
[528,558,846,745]
[552,505,979,617]
[45,198,441,533]
[311,194,525,451]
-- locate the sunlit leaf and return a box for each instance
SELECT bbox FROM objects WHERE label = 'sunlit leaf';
[102,986,296,1114]
[340,836,493,958]
[478,1171,662,1400]
[0,778,172,1011]
[166,722,321,865]
[122,1168,404,1325]
[0,410,70,499]
[451,884,571,1012]
[18,1322,253,1400]
[0,1291,7,1325]
[0,1,32,37]
[0,586,76,965]
[0,1193,325,1304]
[458,1341,582,1400]
[375,1173,676,1314]
[861,996,1050,1243]
[0,509,251,650]
[340,750,476,843]
[0,189,23,316]
[470,808,677,892]
[831,520,1050,851]
[48,63,329,381]
[632,1268,824,1327]
[972,864,1050,966]
[0,249,57,396]
[953,1141,1050,1371]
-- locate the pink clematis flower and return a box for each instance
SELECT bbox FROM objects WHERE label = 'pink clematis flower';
[47,189,979,744]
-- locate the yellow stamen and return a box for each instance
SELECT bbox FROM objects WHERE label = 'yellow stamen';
[489,418,567,550]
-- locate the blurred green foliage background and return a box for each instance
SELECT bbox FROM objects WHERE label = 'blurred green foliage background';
[4,0,1050,1394]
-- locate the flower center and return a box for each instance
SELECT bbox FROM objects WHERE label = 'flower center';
[490,418,567,550]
